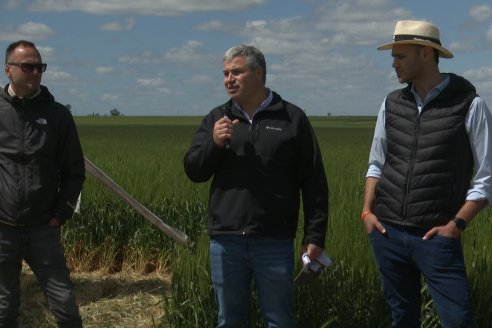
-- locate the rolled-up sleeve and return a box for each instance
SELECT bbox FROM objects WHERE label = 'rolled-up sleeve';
[366,99,387,179]
[465,97,492,205]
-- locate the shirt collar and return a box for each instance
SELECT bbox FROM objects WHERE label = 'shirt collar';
[234,88,273,122]
[410,74,450,108]
[8,84,41,99]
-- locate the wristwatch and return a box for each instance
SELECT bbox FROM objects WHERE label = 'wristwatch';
[452,217,467,231]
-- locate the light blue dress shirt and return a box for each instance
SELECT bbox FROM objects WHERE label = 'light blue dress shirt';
[366,74,492,205]
[234,88,273,123]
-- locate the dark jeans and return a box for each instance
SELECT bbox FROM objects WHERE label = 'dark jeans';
[0,223,82,328]
[369,222,475,328]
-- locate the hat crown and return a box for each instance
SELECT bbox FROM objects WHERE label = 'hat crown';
[377,19,453,58]
[394,20,440,41]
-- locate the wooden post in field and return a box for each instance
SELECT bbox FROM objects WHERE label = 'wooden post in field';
[84,157,191,247]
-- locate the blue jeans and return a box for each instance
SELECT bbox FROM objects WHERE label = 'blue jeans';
[369,223,475,328]
[0,224,82,328]
[210,235,295,328]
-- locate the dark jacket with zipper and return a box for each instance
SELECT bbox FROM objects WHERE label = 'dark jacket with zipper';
[0,84,85,226]
[183,92,329,247]
[374,74,476,228]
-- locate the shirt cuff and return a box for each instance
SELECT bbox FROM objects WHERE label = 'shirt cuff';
[466,190,491,206]
[365,165,382,179]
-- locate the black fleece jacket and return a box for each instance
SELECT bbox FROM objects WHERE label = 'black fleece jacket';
[184,92,329,247]
[0,85,85,226]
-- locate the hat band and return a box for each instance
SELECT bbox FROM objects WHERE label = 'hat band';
[394,34,441,45]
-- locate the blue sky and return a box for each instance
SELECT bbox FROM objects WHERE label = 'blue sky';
[1,0,491,116]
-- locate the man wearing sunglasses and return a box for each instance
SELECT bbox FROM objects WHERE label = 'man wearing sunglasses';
[0,40,85,327]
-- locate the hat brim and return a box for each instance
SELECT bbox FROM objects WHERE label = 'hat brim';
[377,40,453,58]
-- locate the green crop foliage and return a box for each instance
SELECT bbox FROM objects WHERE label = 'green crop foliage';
[67,116,491,327]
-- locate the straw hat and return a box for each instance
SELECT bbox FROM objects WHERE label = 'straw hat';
[377,20,453,58]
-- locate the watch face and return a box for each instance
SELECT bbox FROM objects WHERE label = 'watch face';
[453,218,466,231]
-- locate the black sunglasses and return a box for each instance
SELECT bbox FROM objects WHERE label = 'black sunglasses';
[8,62,47,73]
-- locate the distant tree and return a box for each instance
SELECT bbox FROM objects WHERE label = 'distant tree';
[110,108,121,116]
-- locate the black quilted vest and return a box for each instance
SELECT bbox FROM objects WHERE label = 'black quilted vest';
[374,74,477,228]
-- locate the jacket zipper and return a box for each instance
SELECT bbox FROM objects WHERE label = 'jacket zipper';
[18,100,27,224]
[242,122,254,235]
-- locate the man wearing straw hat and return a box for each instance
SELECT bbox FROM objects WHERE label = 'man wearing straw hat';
[361,20,492,327]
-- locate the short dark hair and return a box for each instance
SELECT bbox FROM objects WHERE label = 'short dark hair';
[414,45,440,65]
[5,40,40,64]
[223,45,267,84]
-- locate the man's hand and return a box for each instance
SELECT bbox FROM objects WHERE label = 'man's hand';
[213,116,239,148]
[423,199,487,240]
[301,243,323,261]
[423,220,461,240]
[362,212,386,235]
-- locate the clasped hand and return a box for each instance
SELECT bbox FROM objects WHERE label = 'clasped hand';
[213,116,239,148]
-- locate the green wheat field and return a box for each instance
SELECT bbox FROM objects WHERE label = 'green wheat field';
[65,116,491,328]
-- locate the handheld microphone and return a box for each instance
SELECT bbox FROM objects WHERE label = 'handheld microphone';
[222,106,233,149]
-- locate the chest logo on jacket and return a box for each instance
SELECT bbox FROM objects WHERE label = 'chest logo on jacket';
[35,118,47,125]
[265,125,282,131]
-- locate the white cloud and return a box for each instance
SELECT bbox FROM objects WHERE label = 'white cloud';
[248,36,322,55]
[246,20,267,30]
[118,52,162,65]
[449,41,475,53]
[195,17,316,57]
[5,0,22,9]
[245,17,310,40]
[96,66,114,74]
[237,18,325,55]
[315,1,411,46]
[28,0,265,15]
[164,40,215,64]
[18,22,53,37]
[0,22,54,41]
[231,1,408,56]
[463,66,492,80]
[157,87,172,94]
[100,18,135,31]
[43,69,72,81]
[331,33,349,45]
[487,25,492,43]
[137,78,164,87]
[469,4,492,23]
[37,46,56,61]
[463,66,492,100]
[196,20,223,31]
